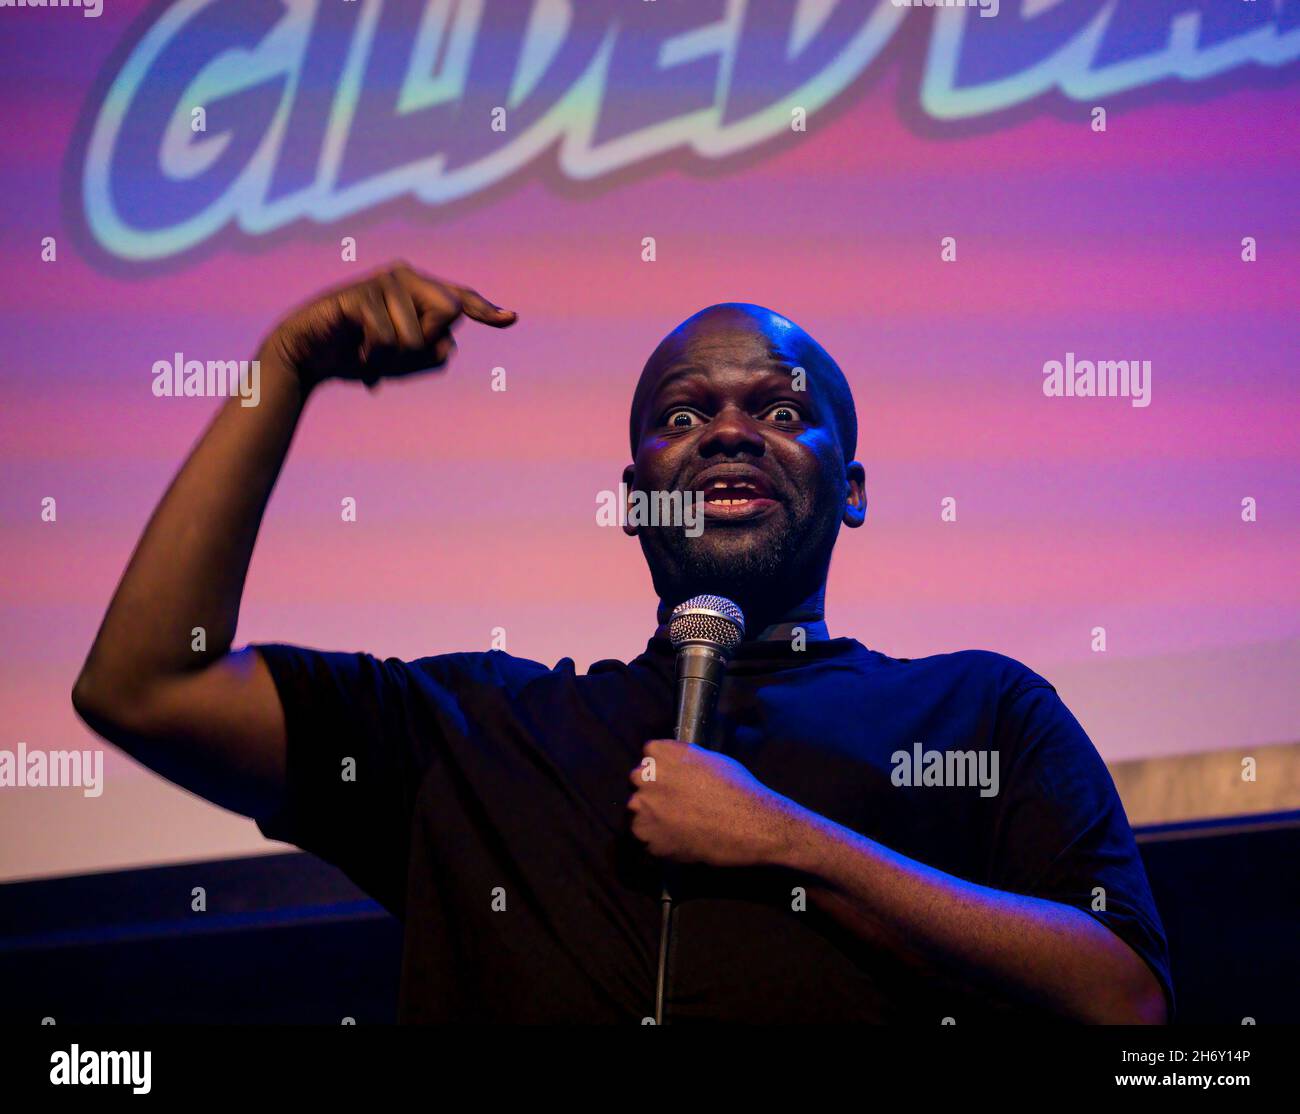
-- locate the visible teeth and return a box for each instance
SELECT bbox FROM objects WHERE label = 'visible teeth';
[708,498,751,506]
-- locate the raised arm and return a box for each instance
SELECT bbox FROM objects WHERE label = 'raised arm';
[72,264,516,821]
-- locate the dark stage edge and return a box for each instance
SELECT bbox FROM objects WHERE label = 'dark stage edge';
[2,812,1296,1024]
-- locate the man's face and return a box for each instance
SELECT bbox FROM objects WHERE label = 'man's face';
[625,307,864,626]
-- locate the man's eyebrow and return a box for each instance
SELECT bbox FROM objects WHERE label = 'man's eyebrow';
[647,365,714,398]
[650,361,808,397]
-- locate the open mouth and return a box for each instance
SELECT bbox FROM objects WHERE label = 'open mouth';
[704,480,766,506]
[694,469,779,520]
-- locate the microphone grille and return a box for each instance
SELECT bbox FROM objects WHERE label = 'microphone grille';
[669,595,746,652]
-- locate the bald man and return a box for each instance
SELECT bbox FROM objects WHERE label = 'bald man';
[73,265,1172,1024]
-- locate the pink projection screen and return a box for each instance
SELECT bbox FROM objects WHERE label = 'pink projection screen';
[1,1,1298,882]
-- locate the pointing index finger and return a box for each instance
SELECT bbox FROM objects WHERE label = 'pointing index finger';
[392,265,517,329]
[448,283,518,327]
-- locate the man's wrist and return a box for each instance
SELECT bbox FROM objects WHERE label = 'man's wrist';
[761,794,826,874]
[257,340,318,405]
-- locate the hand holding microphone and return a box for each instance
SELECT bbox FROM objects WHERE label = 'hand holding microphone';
[628,594,794,867]
[626,596,801,1023]
[627,740,793,869]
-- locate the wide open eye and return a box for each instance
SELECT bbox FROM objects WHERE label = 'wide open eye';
[760,402,804,424]
[663,408,703,430]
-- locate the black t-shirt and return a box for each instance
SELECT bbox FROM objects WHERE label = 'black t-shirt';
[252,634,1174,1023]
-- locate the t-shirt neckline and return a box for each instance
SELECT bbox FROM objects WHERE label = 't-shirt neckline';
[644,632,868,670]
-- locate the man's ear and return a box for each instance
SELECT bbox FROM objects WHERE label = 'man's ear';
[621,465,638,537]
[842,461,867,528]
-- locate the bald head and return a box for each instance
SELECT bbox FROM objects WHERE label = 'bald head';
[629,303,857,461]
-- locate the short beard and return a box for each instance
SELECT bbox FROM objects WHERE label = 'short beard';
[640,506,839,627]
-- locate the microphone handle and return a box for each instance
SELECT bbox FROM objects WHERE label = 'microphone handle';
[655,642,729,1024]
[673,643,728,745]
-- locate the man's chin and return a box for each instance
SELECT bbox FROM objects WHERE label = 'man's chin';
[684,520,782,561]
[661,531,793,596]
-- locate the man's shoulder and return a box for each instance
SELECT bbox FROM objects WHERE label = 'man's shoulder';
[404,647,576,695]
[880,646,1056,702]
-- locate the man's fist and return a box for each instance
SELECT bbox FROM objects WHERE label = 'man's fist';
[260,262,516,388]
[627,740,796,868]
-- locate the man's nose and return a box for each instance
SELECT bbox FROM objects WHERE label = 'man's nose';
[698,404,765,457]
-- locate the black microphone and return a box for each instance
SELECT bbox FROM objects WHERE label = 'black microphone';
[652,594,745,1024]
[669,594,746,745]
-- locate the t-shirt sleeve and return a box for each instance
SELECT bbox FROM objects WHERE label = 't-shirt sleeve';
[250,642,462,916]
[988,677,1176,1021]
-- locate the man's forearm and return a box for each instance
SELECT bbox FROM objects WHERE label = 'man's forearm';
[75,347,308,703]
[769,799,1166,1024]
